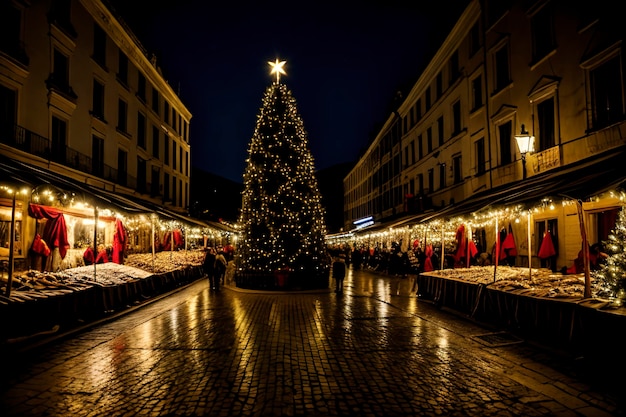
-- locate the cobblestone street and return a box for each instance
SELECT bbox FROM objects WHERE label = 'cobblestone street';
[0,268,623,416]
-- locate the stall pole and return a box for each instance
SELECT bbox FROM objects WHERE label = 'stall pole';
[170,226,174,261]
[151,216,156,272]
[184,227,188,263]
[5,191,17,297]
[466,224,471,269]
[93,206,98,282]
[575,200,591,298]
[527,210,532,281]
[440,223,445,270]
[493,216,499,282]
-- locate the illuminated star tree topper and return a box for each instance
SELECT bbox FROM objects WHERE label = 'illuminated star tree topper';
[268,59,287,83]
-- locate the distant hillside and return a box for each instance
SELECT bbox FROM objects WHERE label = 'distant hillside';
[190,163,352,231]
[189,167,243,222]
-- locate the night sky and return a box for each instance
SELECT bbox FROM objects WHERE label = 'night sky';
[107,1,469,183]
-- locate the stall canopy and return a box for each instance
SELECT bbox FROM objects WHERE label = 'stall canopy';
[0,155,151,214]
[420,148,626,222]
[347,147,626,234]
[0,156,232,233]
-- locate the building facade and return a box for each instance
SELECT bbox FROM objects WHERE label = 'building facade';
[1,0,191,211]
[343,0,625,268]
[0,0,199,270]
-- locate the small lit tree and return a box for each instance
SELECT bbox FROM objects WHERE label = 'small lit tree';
[596,205,626,302]
[237,60,328,288]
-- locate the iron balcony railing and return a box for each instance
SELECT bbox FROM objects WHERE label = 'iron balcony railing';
[2,123,142,194]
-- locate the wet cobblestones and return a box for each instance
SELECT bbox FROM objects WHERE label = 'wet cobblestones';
[0,269,623,416]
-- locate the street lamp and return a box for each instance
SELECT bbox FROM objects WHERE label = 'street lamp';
[515,124,535,179]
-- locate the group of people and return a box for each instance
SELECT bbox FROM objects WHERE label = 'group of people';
[202,247,228,290]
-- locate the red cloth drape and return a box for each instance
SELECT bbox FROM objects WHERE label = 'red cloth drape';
[31,233,51,256]
[454,224,466,262]
[538,231,556,259]
[28,204,70,260]
[424,244,434,272]
[502,230,517,256]
[112,218,126,264]
[83,246,94,264]
[163,229,184,251]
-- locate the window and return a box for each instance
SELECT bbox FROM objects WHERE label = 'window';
[404,145,409,167]
[537,97,555,151]
[427,127,433,153]
[152,87,159,114]
[51,48,69,90]
[172,109,177,132]
[117,99,127,133]
[437,116,444,146]
[164,172,170,201]
[49,0,75,37]
[0,218,21,256]
[452,100,462,134]
[410,140,415,164]
[137,157,146,193]
[471,75,483,111]
[92,79,104,119]
[498,121,513,165]
[475,137,486,175]
[417,173,424,195]
[436,72,443,99]
[494,44,511,92]
[137,112,146,149]
[417,134,423,160]
[0,2,27,65]
[172,176,177,206]
[117,149,127,186]
[172,140,177,170]
[439,163,446,189]
[152,126,160,158]
[0,85,17,135]
[179,144,183,171]
[469,21,481,57]
[164,135,169,166]
[151,166,160,197]
[531,2,555,63]
[137,73,146,102]
[179,178,183,207]
[164,101,170,125]
[415,99,422,121]
[51,116,67,162]
[449,49,460,84]
[453,154,462,184]
[118,50,128,86]
[93,24,106,67]
[425,87,432,111]
[427,169,434,193]
[589,55,624,129]
[92,135,104,177]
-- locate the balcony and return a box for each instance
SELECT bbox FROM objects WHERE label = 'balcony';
[1,124,144,196]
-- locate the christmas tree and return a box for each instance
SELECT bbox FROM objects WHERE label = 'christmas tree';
[596,205,626,302]
[237,60,329,289]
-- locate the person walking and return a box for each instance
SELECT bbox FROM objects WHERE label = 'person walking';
[203,248,218,290]
[332,253,346,294]
[215,249,227,285]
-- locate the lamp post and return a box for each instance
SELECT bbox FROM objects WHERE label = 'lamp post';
[515,124,535,179]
